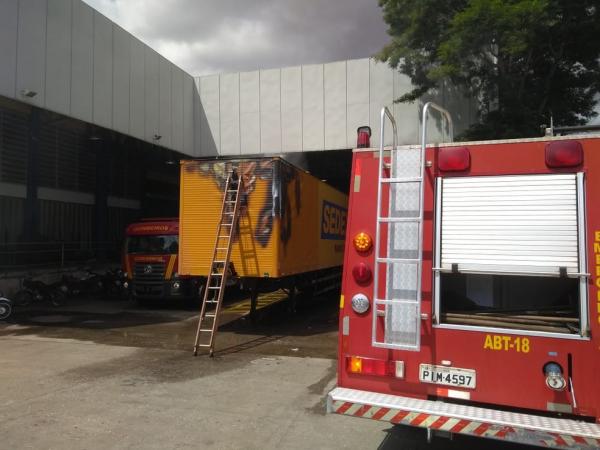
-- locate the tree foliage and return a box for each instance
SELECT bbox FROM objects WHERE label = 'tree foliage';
[378,0,600,139]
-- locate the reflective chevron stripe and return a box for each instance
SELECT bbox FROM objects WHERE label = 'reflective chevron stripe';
[330,399,600,449]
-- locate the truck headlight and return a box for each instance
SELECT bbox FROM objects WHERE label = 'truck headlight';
[544,362,566,391]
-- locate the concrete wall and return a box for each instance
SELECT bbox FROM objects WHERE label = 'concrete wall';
[0,0,194,155]
[194,59,475,156]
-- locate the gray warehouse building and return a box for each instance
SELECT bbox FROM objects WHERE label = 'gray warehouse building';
[0,0,473,268]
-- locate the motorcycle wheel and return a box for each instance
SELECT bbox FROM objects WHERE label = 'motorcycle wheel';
[14,291,33,307]
[50,290,66,307]
[0,299,12,320]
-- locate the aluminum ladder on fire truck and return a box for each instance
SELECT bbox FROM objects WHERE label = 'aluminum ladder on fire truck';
[193,168,243,357]
[373,103,453,351]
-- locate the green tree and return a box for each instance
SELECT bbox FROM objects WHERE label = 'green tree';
[378,0,600,139]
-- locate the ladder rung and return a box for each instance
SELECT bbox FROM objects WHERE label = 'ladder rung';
[210,273,223,276]
[198,329,213,333]
[380,177,422,183]
[216,247,229,250]
[376,257,420,263]
[224,212,235,215]
[377,217,421,223]
[196,343,211,347]
[204,313,217,318]
[208,286,221,290]
[213,260,225,263]
[205,300,219,304]
[225,200,237,203]
[226,189,238,193]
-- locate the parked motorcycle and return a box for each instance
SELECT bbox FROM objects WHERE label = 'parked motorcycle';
[14,277,67,307]
[61,271,104,298]
[0,292,12,320]
[102,268,129,300]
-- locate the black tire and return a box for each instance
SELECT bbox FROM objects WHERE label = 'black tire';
[0,299,12,320]
[14,290,33,307]
[50,290,66,307]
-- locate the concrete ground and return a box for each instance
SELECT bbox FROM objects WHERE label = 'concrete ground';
[0,293,535,449]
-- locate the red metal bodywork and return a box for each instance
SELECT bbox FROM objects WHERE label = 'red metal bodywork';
[122,219,179,277]
[338,137,600,422]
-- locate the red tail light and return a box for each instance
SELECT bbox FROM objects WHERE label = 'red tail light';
[545,141,583,168]
[357,126,371,148]
[352,263,372,284]
[439,146,470,172]
[346,356,395,377]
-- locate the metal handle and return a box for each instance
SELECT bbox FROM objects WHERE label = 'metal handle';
[380,106,398,158]
[432,267,590,278]
[421,102,454,156]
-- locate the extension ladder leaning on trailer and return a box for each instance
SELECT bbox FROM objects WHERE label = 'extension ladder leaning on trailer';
[193,168,243,357]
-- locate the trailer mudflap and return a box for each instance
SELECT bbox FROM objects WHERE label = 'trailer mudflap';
[327,387,600,449]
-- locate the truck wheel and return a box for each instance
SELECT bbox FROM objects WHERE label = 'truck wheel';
[0,299,12,320]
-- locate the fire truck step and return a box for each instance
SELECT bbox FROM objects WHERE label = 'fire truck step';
[377,217,420,223]
[380,177,422,183]
[328,387,600,444]
[376,257,420,263]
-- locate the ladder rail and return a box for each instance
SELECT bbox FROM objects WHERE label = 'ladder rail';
[372,107,397,346]
[194,172,232,353]
[206,172,243,351]
[194,169,243,356]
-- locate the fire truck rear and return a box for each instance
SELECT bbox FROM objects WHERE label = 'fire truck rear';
[328,104,600,448]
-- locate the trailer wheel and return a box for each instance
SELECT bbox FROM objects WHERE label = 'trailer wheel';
[0,299,12,320]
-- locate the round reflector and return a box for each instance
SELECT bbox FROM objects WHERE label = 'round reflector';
[352,263,372,284]
[351,293,370,314]
[353,232,372,252]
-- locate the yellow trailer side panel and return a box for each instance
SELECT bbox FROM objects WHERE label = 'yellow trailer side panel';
[179,158,348,279]
[178,159,279,277]
[278,168,347,276]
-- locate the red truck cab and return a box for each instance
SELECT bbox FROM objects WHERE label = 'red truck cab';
[123,218,199,300]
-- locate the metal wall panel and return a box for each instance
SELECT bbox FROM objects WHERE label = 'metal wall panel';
[70,0,94,122]
[259,69,281,154]
[112,25,131,134]
[281,66,302,153]
[144,47,159,142]
[183,74,194,155]
[192,78,203,156]
[393,71,419,144]
[324,61,347,149]
[219,72,240,155]
[369,59,394,149]
[346,58,370,148]
[92,12,113,128]
[302,64,324,151]
[0,0,18,98]
[129,37,145,140]
[45,0,72,116]
[171,66,184,152]
[158,56,172,148]
[239,71,260,155]
[200,75,220,155]
[16,0,47,108]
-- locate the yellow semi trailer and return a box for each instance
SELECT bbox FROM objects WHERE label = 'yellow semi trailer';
[178,157,348,290]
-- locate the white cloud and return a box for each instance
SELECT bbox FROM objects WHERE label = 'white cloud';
[82,0,389,75]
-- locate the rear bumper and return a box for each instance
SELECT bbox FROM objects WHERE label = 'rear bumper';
[327,387,600,449]
[131,278,199,299]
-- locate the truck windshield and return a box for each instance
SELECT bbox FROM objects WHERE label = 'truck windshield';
[126,235,178,254]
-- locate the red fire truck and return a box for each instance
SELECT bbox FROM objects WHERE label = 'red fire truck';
[328,103,600,448]
[123,218,199,300]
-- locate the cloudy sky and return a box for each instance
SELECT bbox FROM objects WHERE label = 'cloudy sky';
[82,0,390,76]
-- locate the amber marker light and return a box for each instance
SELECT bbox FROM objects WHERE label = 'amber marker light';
[353,232,372,252]
[347,356,363,374]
